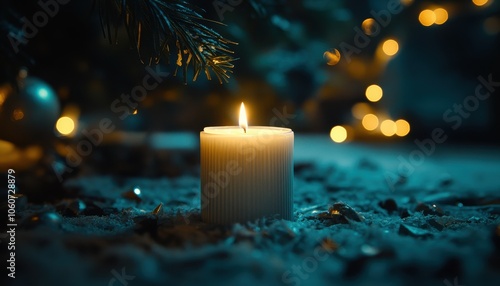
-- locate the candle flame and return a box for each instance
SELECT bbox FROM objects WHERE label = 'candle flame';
[239,102,248,133]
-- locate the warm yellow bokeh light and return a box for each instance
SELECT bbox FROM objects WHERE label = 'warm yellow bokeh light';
[56,116,75,135]
[330,126,348,143]
[434,8,448,25]
[380,120,397,137]
[401,0,414,6]
[419,9,436,26]
[472,0,490,7]
[382,39,399,56]
[361,18,377,35]
[352,102,371,120]
[395,119,411,136]
[362,114,379,131]
[12,109,24,121]
[346,58,367,79]
[323,49,341,66]
[365,84,383,102]
[0,92,6,106]
[0,140,15,155]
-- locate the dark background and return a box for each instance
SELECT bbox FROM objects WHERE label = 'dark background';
[1,0,499,143]
[1,3,500,286]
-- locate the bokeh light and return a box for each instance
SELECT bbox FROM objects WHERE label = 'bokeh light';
[395,119,411,136]
[12,109,24,121]
[365,84,383,102]
[382,39,399,56]
[472,0,490,7]
[330,126,347,143]
[352,102,372,120]
[419,9,436,26]
[0,88,7,106]
[323,49,341,66]
[362,114,379,131]
[434,8,448,25]
[0,140,15,154]
[346,58,367,79]
[56,116,75,136]
[380,120,397,136]
[361,18,378,35]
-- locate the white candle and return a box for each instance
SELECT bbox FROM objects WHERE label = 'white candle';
[200,103,294,224]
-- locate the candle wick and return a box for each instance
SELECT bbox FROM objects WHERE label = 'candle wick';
[243,126,247,133]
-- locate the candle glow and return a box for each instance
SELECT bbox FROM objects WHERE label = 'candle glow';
[239,102,248,133]
[200,103,294,224]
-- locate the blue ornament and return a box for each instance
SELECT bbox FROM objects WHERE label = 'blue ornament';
[0,76,60,146]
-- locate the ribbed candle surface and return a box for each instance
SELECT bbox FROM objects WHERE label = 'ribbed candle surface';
[200,126,293,224]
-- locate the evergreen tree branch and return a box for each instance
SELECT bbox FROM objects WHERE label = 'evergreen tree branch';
[95,0,238,84]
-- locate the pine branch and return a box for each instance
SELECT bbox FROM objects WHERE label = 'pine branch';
[95,0,238,84]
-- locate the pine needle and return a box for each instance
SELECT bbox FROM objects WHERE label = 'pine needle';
[94,0,237,83]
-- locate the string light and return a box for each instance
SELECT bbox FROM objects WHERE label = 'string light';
[56,116,75,136]
[434,8,448,25]
[323,49,341,66]
[419,9,436,26]
[365,84,383,102]
[380,120,397,136]
[361,18,378,35]
[472,0,490,7]
[362,114,379,131]
[330,126,348,143]
[382,39,399,56]
[395,119,411,136]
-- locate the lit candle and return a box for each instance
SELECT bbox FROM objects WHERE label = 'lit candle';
[200,103,294,224]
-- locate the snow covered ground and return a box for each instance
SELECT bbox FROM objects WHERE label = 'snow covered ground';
[5,134,500,286]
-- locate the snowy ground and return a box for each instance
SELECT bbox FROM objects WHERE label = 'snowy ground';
[4,134,500,286]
